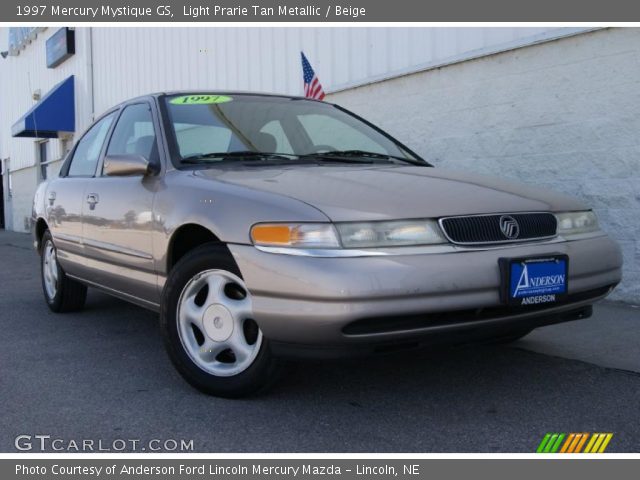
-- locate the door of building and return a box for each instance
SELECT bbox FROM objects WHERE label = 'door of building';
[0,168,5,229]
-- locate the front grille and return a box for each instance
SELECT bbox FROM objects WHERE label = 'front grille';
[439,212,557,245]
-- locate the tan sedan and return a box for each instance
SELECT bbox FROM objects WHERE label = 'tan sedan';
[32,92,622,397]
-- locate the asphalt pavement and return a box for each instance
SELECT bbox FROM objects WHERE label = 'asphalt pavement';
[1,230,638,453]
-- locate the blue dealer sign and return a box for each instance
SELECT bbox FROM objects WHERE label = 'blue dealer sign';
[46,27,75,68]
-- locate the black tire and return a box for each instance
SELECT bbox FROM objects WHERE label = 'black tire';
[40,230,87,313]
[489,328,533,344]
[160,242,282,398]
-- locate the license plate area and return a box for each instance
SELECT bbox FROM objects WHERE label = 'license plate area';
[499,255,569,306]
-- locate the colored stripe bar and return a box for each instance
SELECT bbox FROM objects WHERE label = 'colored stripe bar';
[560,434,575,453]
[574,433,589,453]
[537,433,552,453]
[567,433,582,453]
[544,434,560,453]
[591,434,607,453]
[598,434,613,453]
[550,433,566,453]
[584,434,598,453]
[538,432,614,453]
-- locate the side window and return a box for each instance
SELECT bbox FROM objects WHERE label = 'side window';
[105,103,157,167]
[67,113,115,177]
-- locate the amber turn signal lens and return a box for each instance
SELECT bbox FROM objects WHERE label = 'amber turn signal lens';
[250,225,293,245]
[250,223,341,248]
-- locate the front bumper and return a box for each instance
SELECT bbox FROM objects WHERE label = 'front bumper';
[228,234,622,355]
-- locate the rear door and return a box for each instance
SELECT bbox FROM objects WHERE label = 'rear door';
[46,112,116,277]
[81,102,162,304]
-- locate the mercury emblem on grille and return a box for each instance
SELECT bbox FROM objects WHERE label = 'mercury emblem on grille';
[499,215,520,239]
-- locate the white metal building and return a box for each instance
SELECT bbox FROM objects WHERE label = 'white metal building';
[0,27,637,303]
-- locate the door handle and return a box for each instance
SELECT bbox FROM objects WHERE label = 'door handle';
[47,192,56,206]
[86,193,99,207]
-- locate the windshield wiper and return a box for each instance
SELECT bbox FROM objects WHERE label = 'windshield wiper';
[181,149,427,167]
[299,155,375,164]
[301,149,425,166]
[181,151,296,164]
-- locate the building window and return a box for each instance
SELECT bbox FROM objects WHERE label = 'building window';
[60,135,73,158]
[37,140,48,181]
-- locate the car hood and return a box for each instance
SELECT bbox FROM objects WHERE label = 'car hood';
[194,164,586,221]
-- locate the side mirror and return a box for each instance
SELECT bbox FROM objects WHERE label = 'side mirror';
[103,154,157,177]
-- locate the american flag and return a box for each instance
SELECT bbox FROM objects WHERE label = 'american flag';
[301,52,325,100]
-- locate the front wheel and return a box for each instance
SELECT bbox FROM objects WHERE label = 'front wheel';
[160,243,281,398]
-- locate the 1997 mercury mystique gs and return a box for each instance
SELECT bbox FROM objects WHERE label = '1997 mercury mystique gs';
[32,92,622,397]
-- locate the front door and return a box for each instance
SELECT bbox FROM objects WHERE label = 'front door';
[47,112,116,277]
[82,103,160,304]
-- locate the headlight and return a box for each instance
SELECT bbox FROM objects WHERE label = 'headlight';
[336,220,446,248]
[251,223,340,248]
[555,211,599,235]
[251,220,447,249]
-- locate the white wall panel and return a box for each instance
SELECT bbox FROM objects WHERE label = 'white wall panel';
[87,27,591,118]
[0,28,93,171]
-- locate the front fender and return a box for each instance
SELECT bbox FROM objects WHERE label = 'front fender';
[153,170,331,272]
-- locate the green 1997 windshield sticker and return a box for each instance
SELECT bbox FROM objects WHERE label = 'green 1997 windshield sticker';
[170,95,233,105]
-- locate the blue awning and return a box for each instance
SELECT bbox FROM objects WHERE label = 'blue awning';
[12,75,75,138]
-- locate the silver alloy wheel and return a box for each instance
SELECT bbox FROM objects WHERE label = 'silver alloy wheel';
[177,269,262,377]
[43,240,59,300]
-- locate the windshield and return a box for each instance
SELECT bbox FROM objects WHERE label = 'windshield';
[161,94,423,165]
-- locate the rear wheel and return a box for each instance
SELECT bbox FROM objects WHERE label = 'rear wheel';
[160,243,281,397]
[40,230,87,312]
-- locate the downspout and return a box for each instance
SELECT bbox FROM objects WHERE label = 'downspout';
[87,27,95,122]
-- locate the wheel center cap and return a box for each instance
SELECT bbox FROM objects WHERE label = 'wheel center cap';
[202,304,233,342]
